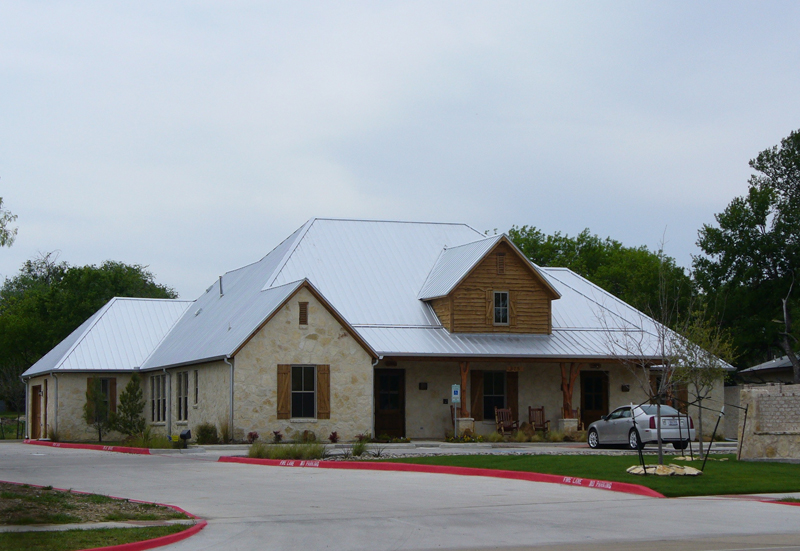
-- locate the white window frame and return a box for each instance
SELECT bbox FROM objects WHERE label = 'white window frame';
[291,365,316,419]
[493,290,509,325]
[177,371,189,422]
[150,374,167,423]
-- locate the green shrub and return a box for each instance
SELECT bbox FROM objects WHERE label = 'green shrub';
[545,430,565,442]
[529,432,544,442]
[486,431,505,443]
[512,430,529,443]
[218,418,230,443]
[195,422,218,445]
[248,442,327,460]
[352,439,368,457]
[126,427,172,449]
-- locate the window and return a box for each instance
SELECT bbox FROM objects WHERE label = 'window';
[177,371,189,421]
[151,374,167,423]
[292,365,315,418]
[483,371,506,420]
[496,253,505,275]
[493,291,509,325]
[193,369,199,405]
[299,302,308,325]
[87,378,114,422]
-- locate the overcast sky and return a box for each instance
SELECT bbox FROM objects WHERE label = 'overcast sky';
[2,1,799,299]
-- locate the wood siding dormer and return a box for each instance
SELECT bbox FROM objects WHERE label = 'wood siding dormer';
[430,241,555,334]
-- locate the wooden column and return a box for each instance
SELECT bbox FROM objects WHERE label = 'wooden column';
[459,361,470,417]
[560,362,581,418]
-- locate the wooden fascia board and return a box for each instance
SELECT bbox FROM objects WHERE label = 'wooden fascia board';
[231,280,378,360]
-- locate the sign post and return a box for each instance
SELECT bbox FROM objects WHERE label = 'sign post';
[451,384,461,437]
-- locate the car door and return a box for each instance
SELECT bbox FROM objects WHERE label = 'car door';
[597,407,624,443]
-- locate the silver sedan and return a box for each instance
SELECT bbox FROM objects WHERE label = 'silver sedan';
[586,404,696,450]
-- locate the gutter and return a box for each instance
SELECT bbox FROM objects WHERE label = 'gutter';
[163,367,171,437]
[223,357,234,442]
[21,375,28,439]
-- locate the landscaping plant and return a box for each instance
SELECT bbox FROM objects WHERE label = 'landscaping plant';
[110,374,146,439]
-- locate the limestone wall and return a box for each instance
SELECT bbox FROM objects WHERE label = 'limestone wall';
[27,372,134,442]
[233,286,374,442]
[739,383,800,460]
[724,385,741,440]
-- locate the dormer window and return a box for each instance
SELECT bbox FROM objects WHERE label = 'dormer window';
[494,291,509,325]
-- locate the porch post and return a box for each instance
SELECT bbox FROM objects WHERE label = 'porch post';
[459,361,470,417]
[560,362,580,418]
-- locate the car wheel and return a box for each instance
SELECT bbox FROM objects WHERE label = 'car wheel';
[628,429,642,450]
[587,428,600,449]
[672,440,689,450]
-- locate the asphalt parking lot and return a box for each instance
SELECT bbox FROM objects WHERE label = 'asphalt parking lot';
[1,441,799,551]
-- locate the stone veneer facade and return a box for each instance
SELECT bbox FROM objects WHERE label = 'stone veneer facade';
[739,383,800,460]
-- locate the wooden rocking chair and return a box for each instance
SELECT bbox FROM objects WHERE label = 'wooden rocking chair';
[494,407,519,436]
[528,406,551,434]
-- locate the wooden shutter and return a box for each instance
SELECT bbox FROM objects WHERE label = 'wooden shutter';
[497,253,505,274]
[317,364,330,419]
[507,371,519,423]
[299,302,308,325]
[277,365,291,419]
[109,378,117,413]
[470,370,484,421]
[509,290,517,326]
[485,290,493,324]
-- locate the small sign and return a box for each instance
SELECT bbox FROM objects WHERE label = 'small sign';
[451,384,461,405]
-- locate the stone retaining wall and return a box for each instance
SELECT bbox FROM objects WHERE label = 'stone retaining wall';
[739,383,800,460]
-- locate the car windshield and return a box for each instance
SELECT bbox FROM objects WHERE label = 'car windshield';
[638,405,680,416]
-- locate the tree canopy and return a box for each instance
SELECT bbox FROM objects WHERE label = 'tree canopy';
[0,254,177,411]
[693,129,800,370]
[508,226,693,326]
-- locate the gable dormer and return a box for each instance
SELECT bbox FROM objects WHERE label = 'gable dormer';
[419,236,559,334]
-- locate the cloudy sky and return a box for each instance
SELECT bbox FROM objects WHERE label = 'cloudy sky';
[2,1,799,299]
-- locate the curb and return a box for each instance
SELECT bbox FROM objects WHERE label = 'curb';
[218,456,665,498]
[25,440,151,455]
[0,480,206,550]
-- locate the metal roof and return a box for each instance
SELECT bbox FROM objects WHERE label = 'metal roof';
[23,298,193,377]
[740,354,798,373]
[418,235,503,300]
[25,218,694,374]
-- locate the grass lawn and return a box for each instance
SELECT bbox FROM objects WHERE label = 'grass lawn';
[384,454,800,498]
[0,525,187,551]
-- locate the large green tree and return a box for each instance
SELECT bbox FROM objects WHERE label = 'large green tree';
[693,129,800,376]
[0,254,177,411]
[508,226,693,326]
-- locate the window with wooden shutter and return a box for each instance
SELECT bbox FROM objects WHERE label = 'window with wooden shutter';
[108,378,117,414]
[299,302,308,325]
[482,371,505,420]
[470,370,484,421]
[317,365,330,419]
[485,290,493,324]
[277,365,291,419]
[496,253,505,274]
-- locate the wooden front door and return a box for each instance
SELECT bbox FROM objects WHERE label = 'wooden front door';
[374,369,405,438]
[31,385,42,439]
[580,371,608,428]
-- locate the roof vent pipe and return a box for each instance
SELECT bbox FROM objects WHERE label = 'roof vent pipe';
[219,275,224,297]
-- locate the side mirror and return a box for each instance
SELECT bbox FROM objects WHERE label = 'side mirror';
[601,415,609,421]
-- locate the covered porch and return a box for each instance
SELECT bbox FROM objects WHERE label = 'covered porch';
[373,358,650,440]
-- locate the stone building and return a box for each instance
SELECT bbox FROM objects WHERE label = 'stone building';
[22,218,725,443]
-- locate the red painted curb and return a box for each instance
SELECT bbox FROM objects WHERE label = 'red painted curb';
[218,456,665,498]
[0,479,206,551]
[24,439,151,455]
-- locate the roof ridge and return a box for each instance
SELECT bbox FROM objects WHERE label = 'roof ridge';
[136,300,195,368]
[111,296,193,303]
[310,217,483,230]
[263,219,317,290]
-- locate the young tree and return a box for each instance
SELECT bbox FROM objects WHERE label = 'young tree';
[111,374,146,438]
[694,129,800,374]
[0,197,17,247]
[84,379,111,442]
[671,313,735,457]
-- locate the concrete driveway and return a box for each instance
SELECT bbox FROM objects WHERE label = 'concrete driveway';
[1,442,799,551]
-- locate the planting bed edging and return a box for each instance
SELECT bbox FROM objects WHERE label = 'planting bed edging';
[25,440,151,455]
[218,456,665,498]
[0,480,206,551]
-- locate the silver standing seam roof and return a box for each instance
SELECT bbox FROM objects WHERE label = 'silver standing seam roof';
[24,218,688,377]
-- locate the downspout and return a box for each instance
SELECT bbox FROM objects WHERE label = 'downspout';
[163,367,171,437]
[52,373,59,439]
[223,357,234,442]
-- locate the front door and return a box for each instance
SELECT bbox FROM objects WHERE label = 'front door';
[31,385,42,439]
[374,369,405,438]
[580,371,608,428]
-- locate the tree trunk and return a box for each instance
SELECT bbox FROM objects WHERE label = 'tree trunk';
[779,297,800,384]
[656,399,664,465]
[697,398,704,457]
